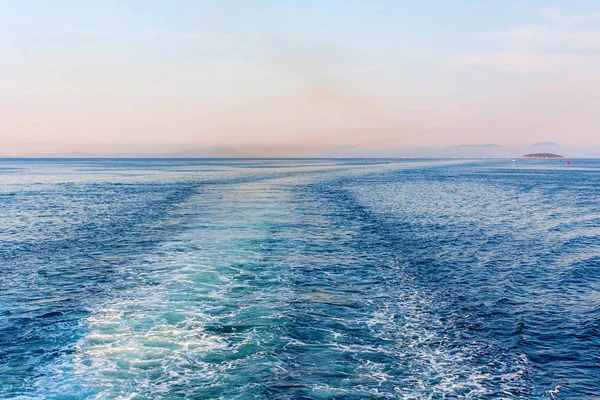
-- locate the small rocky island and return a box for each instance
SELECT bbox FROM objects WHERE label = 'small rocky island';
[520,153,564,159]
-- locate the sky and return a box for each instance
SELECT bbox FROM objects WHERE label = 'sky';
[1,0,599,156]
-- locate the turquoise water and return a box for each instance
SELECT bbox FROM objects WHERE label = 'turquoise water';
[1,159,599,399]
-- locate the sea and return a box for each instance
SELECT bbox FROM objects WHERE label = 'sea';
[0,158,599,399]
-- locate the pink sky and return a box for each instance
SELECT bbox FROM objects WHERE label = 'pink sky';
[1,2,599,156]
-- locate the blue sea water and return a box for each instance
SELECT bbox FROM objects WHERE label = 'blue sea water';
[0,158,599,399]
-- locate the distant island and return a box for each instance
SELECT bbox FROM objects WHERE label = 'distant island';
[520,153,564,159]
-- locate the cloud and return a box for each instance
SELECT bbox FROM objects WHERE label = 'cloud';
[485,27,600,51]
[539,7,600,26]
[202,37,428,148]
[457,53,577,73]
[458,8,600,73]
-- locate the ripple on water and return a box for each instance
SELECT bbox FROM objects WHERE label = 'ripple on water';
[1,159,599,398]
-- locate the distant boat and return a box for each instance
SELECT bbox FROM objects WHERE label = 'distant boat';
[568,158,572,165]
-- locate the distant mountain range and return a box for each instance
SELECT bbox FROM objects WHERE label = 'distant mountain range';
[9,142,600,158]
[531,142,560,148]
[36,147,245,158]
[315,142,599,158]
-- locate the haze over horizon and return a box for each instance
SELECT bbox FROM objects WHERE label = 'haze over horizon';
[1,1,599,157]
